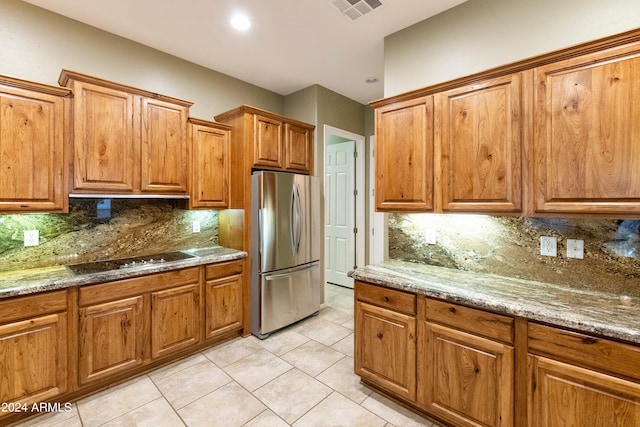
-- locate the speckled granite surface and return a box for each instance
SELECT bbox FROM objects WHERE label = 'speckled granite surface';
[351,260,640,345]
[0,246,246,299]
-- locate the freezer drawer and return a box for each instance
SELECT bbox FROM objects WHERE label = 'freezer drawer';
[253,261,320,338]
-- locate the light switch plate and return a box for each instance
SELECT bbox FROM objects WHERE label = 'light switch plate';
[192,221,201,233]
[24,230,39,246]
[540,236,557,257]
[567,239,584,259]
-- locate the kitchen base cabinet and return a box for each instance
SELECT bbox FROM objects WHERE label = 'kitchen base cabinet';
[529,355,640,427]
[0,291,68,424]
[151,283,200,360]
[78,296,145,385]
[420,322,514,427]
[204,260,244,340]
[354,281,417,402]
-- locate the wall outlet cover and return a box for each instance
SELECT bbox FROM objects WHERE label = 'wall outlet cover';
[567,239,584,259]
[192,221,201,233]
[24,230,39,246]
[540,236,557,257]
[424,228,437,245]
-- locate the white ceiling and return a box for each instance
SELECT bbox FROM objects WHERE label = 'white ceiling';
[23,0,466,105]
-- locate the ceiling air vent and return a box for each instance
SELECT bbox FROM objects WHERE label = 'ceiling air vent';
[331,0,383,20]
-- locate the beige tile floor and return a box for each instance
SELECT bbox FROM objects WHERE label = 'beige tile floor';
[15,284,439,427]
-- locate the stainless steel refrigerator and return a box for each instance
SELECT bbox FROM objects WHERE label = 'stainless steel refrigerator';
[251,171,321,339]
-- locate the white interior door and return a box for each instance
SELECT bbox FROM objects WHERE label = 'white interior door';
[325,140,355,288]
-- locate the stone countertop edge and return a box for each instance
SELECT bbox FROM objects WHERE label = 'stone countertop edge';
[0,247,247,300]
[350,259,640,346]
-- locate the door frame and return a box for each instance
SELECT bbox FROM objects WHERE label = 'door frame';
[324,125,366,273]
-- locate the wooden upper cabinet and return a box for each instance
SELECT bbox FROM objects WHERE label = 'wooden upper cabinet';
[437,74,522,213]
[254,114,283,169]
[189,118,231,209]
[141,97,189,193]
[375,96,434,212]
[215,105,315,176]
[59,70,192,195]
[284,122,312,174]
[0,76,70,212]
[533,42,640,215]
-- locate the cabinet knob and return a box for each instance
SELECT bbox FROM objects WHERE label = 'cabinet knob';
[377,332,384,340]
[449,307,457,314]
[383,296,390,302]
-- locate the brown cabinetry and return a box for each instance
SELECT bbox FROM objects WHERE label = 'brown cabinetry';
[532,41,640,215]
[437,74,522,213]
[354,281,417,401]
[214,105,314,209]
[189,118,231,209]
[0,291,68,413]
[204,260,244,340]
[78,267,200,385]
[375,96,434,212]
[419,298,514,427]
[528,322,640,427]
[0,76,70,212]
[59,70,191,195]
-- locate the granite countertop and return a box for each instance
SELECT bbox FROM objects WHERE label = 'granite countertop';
[0,246,247,299]
[350,259,640,345]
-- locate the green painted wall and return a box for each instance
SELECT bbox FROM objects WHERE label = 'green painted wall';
[384,0,640,97]
[0,0,283,118]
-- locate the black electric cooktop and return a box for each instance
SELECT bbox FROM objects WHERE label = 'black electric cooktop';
[66,251,195,275]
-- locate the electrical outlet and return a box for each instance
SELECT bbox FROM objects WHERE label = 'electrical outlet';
[192,221,201,233]
[540,236,557,257]
[24,230,39,246]
[567,239,584,259]
[424,229,437,245]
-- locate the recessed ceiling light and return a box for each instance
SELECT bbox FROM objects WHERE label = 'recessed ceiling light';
[365,77,379,84]
[231,13,251,31]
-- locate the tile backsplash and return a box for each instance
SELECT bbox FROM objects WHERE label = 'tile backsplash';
[389,214,640,297]
[0,199,219,272]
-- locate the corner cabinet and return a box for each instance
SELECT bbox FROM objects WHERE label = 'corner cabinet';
[374,96,434,212]
[532,41,640,215]
[59,70,192,196]
[189,118,231,209]
[0,76,70,213]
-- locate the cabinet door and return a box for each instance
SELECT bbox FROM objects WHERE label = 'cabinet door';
[151,283,200,359]
[205,274,242,340]
[420,322,514,427]
[140,97,189,193]
[529,355,640,427]
[0,313,67,406]
[355,300,416,401]
[284,122,312,174]
[438,74,522,212]
[533,42,640,215]
[79,296,145,385]
[191,122,230,208]
[253,114,283,169]
[0,86,67,212]
[72,81,136,192]
[375,96,434,211]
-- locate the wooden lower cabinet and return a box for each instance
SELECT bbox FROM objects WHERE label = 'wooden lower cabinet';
[419,322,514,427]
[79,296,145,385]
[204,260,243,340]
[528,355,640,427]
[151,283,200,359]
[354,296,417,402]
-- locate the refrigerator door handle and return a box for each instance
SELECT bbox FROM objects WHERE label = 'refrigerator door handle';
[264,261,319,281]
[290,183,302,254]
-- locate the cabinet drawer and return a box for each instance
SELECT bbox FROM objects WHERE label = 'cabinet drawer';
[0,290,67,323]
[528,322,640,381]
[79,267,200,306]
[425,298,514,344]
[205,260,243,280]
[355,281,416,315]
